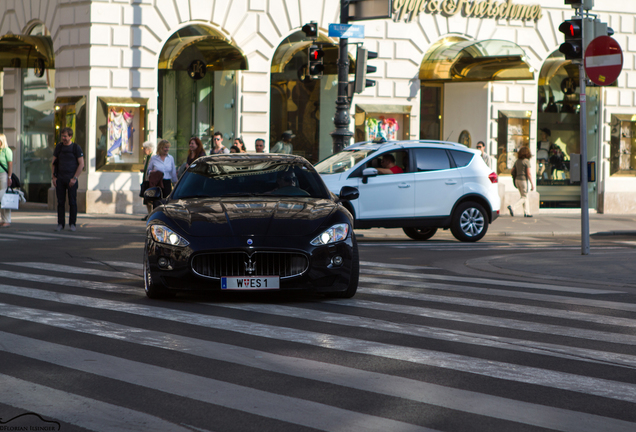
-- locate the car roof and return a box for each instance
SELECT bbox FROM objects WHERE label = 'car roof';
[343,140,470,152]
[197,153,311,164]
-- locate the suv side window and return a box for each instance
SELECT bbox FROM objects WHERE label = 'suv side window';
[449,150,474,168]
[350,150,409,177]
[413,148,452,172]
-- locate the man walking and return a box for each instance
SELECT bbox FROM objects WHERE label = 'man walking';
[52,127,84,231]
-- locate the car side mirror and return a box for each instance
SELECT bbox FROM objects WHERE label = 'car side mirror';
[144,186,163,201]
[361,167,378,184]
[338,186,359,201]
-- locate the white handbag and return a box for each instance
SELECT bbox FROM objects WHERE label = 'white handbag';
[1,188,19,210]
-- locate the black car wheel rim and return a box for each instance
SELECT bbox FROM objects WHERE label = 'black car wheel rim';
[460,207,484,237]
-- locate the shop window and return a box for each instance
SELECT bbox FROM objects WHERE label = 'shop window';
[95,97,147,172]
[497,111,530,175]
[610,115,636,175]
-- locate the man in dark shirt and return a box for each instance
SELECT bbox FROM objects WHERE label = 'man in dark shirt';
[51,127,84,231]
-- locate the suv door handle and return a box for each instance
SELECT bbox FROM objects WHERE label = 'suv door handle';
[398,183,411,188]
[445,180,458,185]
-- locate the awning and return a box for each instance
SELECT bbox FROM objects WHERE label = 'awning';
[158,25,247,71]
[270,41,355,74]
[0,34,55,70]
[420,39,534,82]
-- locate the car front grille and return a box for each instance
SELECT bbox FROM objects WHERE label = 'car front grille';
[192,251,309,279]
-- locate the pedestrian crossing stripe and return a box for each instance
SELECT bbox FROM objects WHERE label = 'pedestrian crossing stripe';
[0,261,635,431]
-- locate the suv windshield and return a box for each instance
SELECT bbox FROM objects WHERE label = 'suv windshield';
[315,149,377,174]
[172,160,331,199]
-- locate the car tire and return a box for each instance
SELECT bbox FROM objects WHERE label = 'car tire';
[143,252,172,299]
[402,227,437,241]
[326,235,359,299]
[450,201,488,242]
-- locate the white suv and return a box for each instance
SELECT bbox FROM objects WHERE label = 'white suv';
[316,140,500,242]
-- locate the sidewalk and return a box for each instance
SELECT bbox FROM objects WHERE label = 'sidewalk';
[7,205,636,289]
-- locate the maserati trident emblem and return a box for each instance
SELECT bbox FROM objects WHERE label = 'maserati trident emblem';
[245,257,256,275]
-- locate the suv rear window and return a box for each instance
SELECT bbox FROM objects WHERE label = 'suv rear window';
[413,148,451,172]
[449,150,474,168]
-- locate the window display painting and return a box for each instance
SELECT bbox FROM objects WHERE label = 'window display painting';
[107,108,135,160]
[96,97,146,172]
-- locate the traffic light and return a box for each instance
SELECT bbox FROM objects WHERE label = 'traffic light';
[564,0,594,9]
[302,22,318,39]
[307,45,324,78]
[559,19,583,60]
[354,47,377,94]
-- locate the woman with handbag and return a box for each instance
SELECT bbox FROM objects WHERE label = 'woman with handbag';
[140,141,155,221]
[0,133,14,227]
[147,139,177,202]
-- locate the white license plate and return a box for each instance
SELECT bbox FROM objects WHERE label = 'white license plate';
[221,276,280,290]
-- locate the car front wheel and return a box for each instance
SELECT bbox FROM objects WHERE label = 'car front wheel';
[143,251,172,299]
[450,202,488,242]
[326,235,359,299]
[403,227,437,241]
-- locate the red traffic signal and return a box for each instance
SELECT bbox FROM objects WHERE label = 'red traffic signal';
[308,45,324,77]
[559,19,583,60]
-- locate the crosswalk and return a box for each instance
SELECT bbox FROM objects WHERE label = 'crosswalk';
[0,230,99,241]
[0,260,635,431]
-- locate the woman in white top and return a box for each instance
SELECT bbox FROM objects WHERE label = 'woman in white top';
[147,139,178,199]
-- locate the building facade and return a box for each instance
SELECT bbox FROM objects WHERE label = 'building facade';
[1,0,635,214]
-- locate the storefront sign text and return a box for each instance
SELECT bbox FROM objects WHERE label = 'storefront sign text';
[393,0,542,23]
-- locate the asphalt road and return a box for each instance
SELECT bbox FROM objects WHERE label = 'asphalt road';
[1,215,635,431]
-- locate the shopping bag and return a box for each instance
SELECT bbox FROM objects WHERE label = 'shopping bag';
[1,189,19,210]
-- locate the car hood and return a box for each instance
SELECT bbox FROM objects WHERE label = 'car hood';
[161,197,339,237]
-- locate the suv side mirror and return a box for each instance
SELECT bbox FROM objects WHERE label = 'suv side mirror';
[338,186,359,201]
[361,167,378,184]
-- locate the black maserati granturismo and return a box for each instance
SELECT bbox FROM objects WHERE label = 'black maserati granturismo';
[143,154,360,299]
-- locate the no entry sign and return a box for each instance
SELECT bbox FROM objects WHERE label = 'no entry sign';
[584,36,623,86]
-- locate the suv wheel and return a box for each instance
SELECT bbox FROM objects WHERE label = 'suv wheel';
[451,202,488,242]
[403,227,437,241]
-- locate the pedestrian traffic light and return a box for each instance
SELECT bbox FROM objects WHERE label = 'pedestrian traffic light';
[559,19,583,60]
[302,22,318,39]
[307,45,324,78]
[354,47,377,94]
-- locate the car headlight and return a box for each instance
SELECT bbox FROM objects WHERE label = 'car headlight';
[150,224,189,247]
[311,223,349,246]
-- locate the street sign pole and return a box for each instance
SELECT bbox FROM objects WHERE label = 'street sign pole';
[578,5,590,255]
[331,0,354,154]
[579,61,590,255]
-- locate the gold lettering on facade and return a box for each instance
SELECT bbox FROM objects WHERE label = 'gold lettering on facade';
[393,0,542,23]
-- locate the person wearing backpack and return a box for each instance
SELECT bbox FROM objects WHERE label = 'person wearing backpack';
[51,127,84,231]
[0,133,14,227]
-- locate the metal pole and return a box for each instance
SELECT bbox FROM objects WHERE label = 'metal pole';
[331,0,353,154]
[579,7,590,255]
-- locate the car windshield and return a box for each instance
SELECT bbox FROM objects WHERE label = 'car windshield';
[315,149,377,174]
[172,158,332,200]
